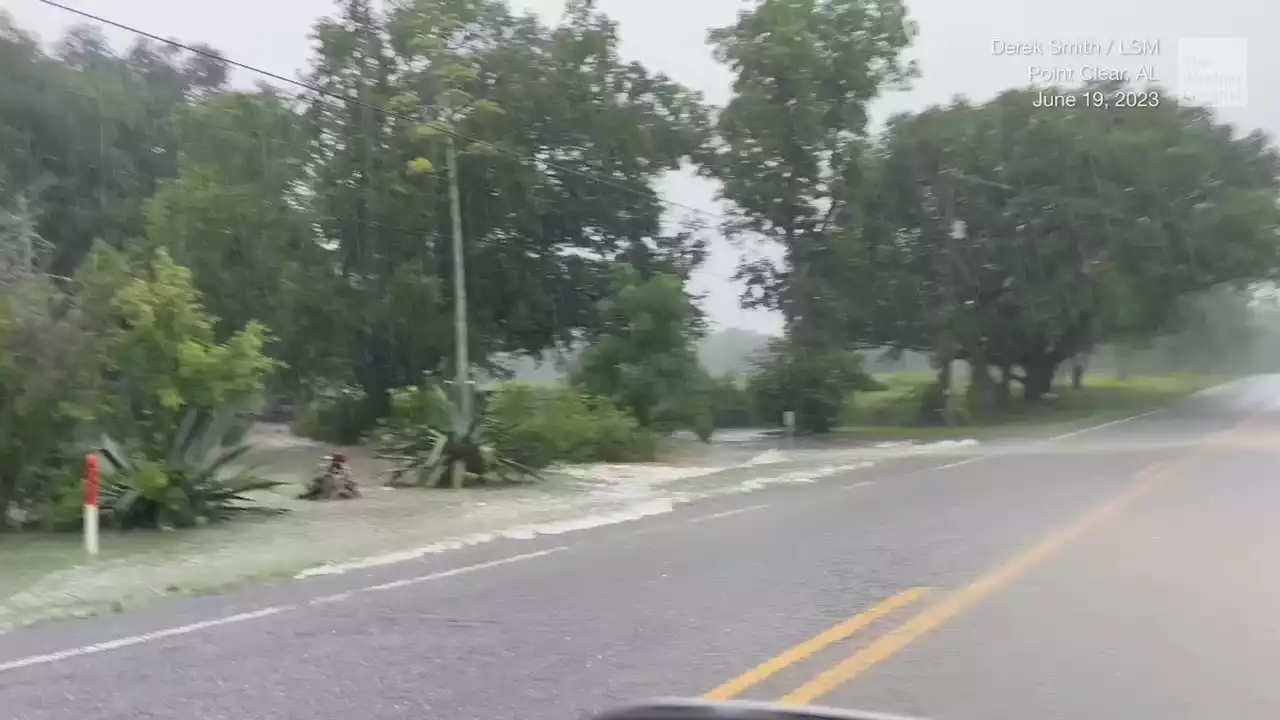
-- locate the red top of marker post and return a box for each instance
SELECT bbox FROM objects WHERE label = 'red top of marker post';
[85,454,100,508]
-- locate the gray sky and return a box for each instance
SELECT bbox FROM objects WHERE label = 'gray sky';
[7,0,1275,333]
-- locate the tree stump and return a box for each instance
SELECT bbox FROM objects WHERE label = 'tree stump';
[298,453,361,500]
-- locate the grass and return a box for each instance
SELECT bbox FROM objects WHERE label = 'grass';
[0,429,742,629]
[835,371,1232,441]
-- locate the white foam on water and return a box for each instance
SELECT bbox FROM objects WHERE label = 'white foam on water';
[498,498,681,539]
[551,441,972,487]
[554,449,790,485]
[553,463,726,483]
[743,449,790,466]
[862,438,978,453]
[292,439,973,579]
[923,438,980,450]
[294,498,685,578]
[735,462,875,492]
[294,457,884,579]
[294,533,503,577]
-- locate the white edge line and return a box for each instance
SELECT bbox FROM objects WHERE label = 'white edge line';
[360,547,565,593]
[922,407,1166,477]
[1045,408,1164,441]
[687,505,768,522]
[309,592,353,606]
[933,458,979,470]
[0,548,566,674]
[0,606,290,674]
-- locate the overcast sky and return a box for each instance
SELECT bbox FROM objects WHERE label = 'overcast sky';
[6,0,1275,333]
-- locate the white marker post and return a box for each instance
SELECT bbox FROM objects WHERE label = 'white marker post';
[782,410,796,439]
[84,453,100,556]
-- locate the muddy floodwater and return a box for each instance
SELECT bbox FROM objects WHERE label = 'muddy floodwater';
[0,425,984,629]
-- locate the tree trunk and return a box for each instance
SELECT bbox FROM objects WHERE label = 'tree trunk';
[1022,359,1059,404]
[1070,354,1086,390]
[355,340,395,441]
[798,396,833,434]
[1115,345,1132,381]
[931,352,953,426]
[966,359,997,421]
[995,364,1013,411]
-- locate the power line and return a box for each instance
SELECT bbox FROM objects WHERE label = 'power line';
[33,0,735,228]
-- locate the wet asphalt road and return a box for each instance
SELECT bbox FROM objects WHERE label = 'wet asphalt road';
[2,377,1279,720]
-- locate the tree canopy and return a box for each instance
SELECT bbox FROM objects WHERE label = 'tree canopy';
[842,83,1280,402]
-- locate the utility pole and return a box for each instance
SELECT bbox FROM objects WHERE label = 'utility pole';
[446,134,472,465]
[938,173,961,427]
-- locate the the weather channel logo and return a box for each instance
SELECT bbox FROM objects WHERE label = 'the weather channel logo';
[1177,38,1248,108]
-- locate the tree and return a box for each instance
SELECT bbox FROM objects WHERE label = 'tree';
[572,265,713,438]
[702,0,917,431]
[303,0,442,424]
[298,0,712,434]
[144,89,339,395]
[390,0,713,355]
[704,0,916,338]
[1101,287,1261,376]
[0,20,228,275]
[849,84,1280,406]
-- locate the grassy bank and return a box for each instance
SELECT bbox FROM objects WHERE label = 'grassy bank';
[0,429,748,628]
[836,372,1232,441]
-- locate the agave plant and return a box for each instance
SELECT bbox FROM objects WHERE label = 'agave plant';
[96,407,286,530]
[377,384,541,488]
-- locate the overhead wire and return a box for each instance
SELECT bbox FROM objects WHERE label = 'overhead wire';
[32,0,739,231]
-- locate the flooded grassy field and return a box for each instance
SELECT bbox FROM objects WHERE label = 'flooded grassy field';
[1,424,895,627]
[1,375,1228,630]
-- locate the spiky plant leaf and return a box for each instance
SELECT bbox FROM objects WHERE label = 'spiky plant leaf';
[94,408,285,530]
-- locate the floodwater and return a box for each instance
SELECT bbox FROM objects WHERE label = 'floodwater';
[0,424,982,629]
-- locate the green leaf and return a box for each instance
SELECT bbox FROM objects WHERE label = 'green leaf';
[461,141,502,157]
[388,91,421,112]
[471,98,504,116]
[406,157,435,175]
[412,123,443,141]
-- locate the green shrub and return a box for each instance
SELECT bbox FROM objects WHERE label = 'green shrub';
[1,247,280,530]
[708,374,760,428]
[486,382,657,468]
[8,463,86,531]
[293,391,373,444]
[750,340,877,433]
[840,373,973,427]
[97,408,285,529]
[0,277,101,528]
[692,409,715,442]
[571,397,659,462]
[379,385,540,488]
[77,245,279,458]
[388,383,454,429]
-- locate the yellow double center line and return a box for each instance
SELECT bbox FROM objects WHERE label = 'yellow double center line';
[702,587,932,701]
[703,407,1266,706]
